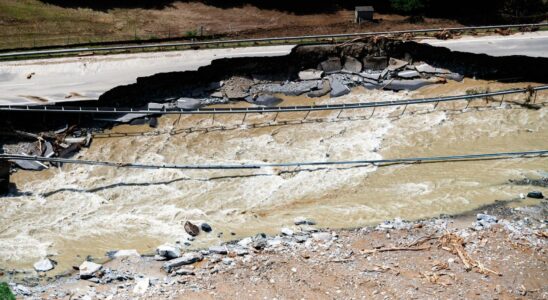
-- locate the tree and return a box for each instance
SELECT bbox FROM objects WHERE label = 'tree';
[390,0,427,14]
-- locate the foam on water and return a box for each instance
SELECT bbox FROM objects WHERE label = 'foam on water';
[2,82,547,272]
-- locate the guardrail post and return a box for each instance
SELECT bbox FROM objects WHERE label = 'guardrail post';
[533,91,538,103]
[465,99,471,109]
[500,94,505,107]
[368,106,376,119]
[241,113,247,125]
[400,104,408,116]
[211,114,215,125]
[273,112,279,122]
[303,110,311,120]
[336,109,343,119]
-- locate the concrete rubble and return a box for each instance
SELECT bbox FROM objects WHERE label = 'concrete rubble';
[298,69,324,80]
[79,261,102,279]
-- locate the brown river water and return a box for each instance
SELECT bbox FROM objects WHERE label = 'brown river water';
[1,79,547,275]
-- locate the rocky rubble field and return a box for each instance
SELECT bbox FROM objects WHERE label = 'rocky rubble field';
[7,190,547,299]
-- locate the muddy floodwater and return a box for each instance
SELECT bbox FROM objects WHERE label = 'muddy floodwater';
[1,79,547,275]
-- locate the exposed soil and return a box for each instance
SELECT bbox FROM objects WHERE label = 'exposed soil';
[0,0,463,50]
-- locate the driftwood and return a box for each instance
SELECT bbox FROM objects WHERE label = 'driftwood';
[361,246,430,254]
[439,232,502,276]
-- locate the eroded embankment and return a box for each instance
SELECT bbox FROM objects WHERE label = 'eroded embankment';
[97,38,548,107]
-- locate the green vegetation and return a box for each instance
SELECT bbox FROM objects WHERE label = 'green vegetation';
[389,0,426,14]
[0,282,15,300]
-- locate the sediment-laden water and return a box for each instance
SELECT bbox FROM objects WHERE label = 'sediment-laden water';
[1,79,546,275]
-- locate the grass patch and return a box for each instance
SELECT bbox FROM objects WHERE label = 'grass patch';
[0,282,15,300]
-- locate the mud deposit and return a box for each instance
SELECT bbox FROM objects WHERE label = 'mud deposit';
[1,77,546,279]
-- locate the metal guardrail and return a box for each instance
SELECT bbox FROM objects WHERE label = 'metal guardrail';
[1,150,546,170]
[0,23,546,59]
[0,86,545,115]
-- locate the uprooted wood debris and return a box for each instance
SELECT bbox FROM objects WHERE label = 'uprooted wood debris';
[439,232,502,276]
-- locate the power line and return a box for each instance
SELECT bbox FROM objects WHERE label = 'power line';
[0,86,545,115]
[1,150,546,170]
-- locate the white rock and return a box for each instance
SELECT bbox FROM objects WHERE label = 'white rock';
[133,277,150,294]
[209,246,228,255]
[176,268,195,275]
[397,70,420,78]
[238,237,253,248]
[33,258,55,272]
[156,244,181,259]
[79,261,102,279]
[113,249,140,258]
[312,232,332,242]
[415,63,451,74]
[298,69,324,80]
[281,228,294,236]
[222,257,234,265]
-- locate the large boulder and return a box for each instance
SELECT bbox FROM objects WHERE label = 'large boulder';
[184,221,200,236]
[343,56,363,73]
[362,56,388,70]
[319,57,342,73]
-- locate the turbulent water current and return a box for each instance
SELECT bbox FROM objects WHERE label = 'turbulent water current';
[1,79,547,275]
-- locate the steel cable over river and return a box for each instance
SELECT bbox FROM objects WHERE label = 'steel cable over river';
[0,86,546,115]
[1,150,546,171]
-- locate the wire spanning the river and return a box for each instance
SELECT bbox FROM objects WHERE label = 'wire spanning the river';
[0,86,546,115]
[1,150,546,170]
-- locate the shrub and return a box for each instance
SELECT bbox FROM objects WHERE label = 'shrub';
[0,282,15,300]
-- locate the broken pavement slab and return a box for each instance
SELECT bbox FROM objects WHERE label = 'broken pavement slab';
[298,69,324,80]
[397,70,421,79]
[329,77,351,97]
[343,56,363,73]
[362,56,388,70]
[387,58,409,71]
[383,78,445,91]
[319,57,342,73]
[13,158,48,171]
[245,95,283,107]
[176,98,203,110]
